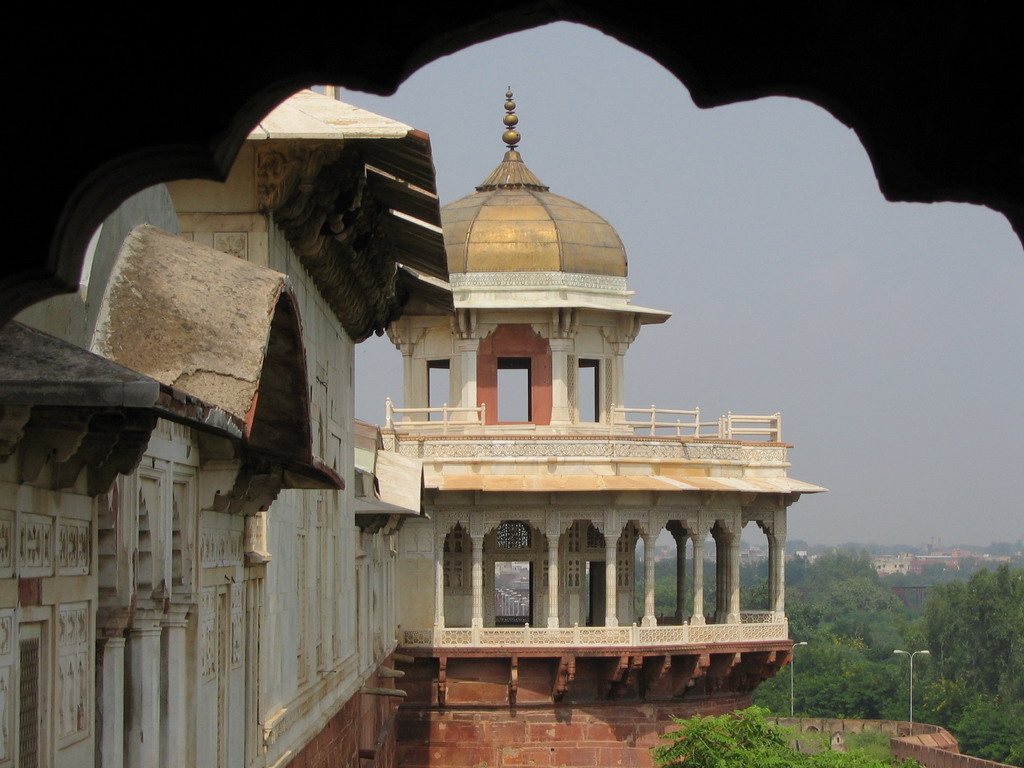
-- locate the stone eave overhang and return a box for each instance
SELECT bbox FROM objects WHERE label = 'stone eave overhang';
[419,475,823,495]
[389,433,791,446]
[250,92,451,340]
[0,321,342,496]
[94,226,311,450]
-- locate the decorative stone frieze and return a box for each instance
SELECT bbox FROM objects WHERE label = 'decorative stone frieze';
[201,527,244,568]
[399,626,782,651]
[393,435,789,465]
[684,443,744,460]
[450,272,628,292]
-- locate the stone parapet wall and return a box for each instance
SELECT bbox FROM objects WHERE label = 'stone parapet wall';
[772,718,1016,768]
[892,730,1011,768]
[397,695,751,768]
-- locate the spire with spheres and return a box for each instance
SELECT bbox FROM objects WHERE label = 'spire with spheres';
[443,88,628,278]
[501,88,521,148]
[476,89,549,192]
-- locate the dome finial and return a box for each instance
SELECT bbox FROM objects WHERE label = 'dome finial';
[502,87,521,149]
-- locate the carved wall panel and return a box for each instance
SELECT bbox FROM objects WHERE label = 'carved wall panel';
[136,473,161,593]
[0,609,12,767]
[0,511,11,578]
[56,520,90,575]
[200,587,218,682]
[17,513,52,577]
[566,558,581,588]
[566,355,577,422]
[56,603,90,745]
[213,232,248,260]
[230,584,243,670]
[171,472,196,595]
[200,527,243,569]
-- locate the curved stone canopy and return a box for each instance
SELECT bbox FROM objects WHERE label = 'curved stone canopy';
[443,150,628,277]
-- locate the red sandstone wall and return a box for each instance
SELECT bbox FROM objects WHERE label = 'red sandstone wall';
[892,731,1013,768]
[397,695,752,768]
[286,672,401,768]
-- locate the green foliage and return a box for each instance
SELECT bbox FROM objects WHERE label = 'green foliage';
[844,731,892,762]
[642,546,1024,765]
[949,696,1024,765]
[651,707,920,768]
[914,568,1024,764]
[920,565,1024,702]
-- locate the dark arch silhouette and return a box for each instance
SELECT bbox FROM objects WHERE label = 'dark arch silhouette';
[9,4,1022,322]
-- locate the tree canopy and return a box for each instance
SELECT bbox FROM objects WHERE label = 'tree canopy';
[652,707,921,768]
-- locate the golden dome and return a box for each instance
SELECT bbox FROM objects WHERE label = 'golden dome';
[442,92,627,278]
[442,150,628,277]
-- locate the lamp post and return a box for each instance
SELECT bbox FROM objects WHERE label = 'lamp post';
[790,641,808,717]
[894,649,930,724]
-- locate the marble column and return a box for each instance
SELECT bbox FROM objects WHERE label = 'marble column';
[714,527,728,623]
[604,538,618,627]
[722,520,742,624]
[673,529,687,624]
[547,531,560,628]
[399,342,418,411]
[768,532,784,616]
[457,338,478,419]
[433,536,445,629]
[161,610,189,768]
[767,516,786,618]
[549,338,572,424]
[642,532,657,626]
[689,533,705,625]
[99,636,126,768]
[126,623,162,768]
[471,534,484,628]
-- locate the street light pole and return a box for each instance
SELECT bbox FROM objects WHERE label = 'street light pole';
[790,641,808,717]
[894,649,930,724]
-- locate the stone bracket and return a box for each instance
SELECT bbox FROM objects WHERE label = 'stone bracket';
[437,656,447,707]
[509,655,518,706]
[553,655,575,703]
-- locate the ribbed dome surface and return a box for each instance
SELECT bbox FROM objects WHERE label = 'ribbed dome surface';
[442,150,627,277]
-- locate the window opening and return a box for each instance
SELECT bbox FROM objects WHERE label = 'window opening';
[20,628,41,768]
[496,520,531,550]
[578,359,600,422]
[586,561,606,626]
[494,561,532,626]
[427,359,450,420]
[497,357,531,422]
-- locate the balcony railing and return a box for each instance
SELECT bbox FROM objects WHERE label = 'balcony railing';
[384,398,782,443]
[612,406,782,442]
[401,616,788,648]
[385,398,485,434]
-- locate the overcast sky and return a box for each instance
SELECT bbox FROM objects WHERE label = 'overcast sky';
[343,22,1024,548]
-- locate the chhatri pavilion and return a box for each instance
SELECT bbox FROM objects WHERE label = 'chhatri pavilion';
[386,92,823,710]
